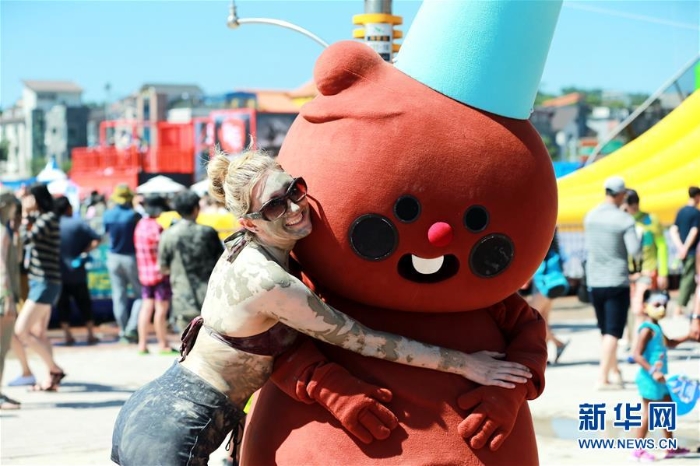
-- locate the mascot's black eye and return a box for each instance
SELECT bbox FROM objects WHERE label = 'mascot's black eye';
[393,196,421,223]
[349,214,398,261]
[463,206,489,232]
[469,234,514,278]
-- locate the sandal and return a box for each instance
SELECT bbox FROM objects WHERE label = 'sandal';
[29,371,67,392]
[0,394,21,410]
[554,340,569,364]
[28,383,57,392]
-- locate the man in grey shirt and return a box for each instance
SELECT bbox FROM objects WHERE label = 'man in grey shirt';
[584,176,641,390]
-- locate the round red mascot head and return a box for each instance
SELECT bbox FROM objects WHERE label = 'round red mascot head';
[277,41,557,313]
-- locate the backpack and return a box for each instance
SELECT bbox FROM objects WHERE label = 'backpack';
[533,250,570,299]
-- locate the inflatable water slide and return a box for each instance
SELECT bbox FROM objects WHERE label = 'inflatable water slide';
[557,90,700,226]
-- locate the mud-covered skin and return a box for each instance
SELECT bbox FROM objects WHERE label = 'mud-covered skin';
[111,363,244,466]
[182,240,512,407]
[242,41,553,465]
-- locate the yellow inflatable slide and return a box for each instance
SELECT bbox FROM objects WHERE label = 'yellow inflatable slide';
[557,90,700,226]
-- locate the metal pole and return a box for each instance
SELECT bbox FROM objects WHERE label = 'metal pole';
[365,0,392,14]
[586,54,700,165]
[227,0,329,49]
[353,0,401,62]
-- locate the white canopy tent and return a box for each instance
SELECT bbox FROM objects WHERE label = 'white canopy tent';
[190,179,210,196]
[47,178,81,216]
[136,175,187,195]
[37,157,67,183]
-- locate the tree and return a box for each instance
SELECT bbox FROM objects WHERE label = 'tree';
[31,156,47,177]
[61,159,72,174]
[629,93,650,106]
[540,134,559,160]
[535,90,556,106]
[0,140,8,162]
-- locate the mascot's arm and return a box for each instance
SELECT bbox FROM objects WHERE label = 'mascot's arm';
[487,293,547,398]
[457,293,547,451]
[271,336,399,444]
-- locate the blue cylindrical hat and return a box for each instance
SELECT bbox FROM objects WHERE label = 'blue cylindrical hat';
[395,0,562,120]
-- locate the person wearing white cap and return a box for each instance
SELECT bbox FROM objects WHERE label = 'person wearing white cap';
[584,176,641,390]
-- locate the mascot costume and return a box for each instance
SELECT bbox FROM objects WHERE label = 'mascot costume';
[242,0,562,464]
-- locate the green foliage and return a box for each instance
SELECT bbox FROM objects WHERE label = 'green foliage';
[606,100,627,109]
[540,134,559,160]
[0,140,9,162]
[629,93,650,106]
[535,91,556,106]
[556,86,650,109]
[61,159,72,174]
[31,156,47,177]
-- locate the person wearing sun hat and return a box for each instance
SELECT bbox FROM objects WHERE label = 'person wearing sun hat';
[584,175,642,390]
[103,184,142,343]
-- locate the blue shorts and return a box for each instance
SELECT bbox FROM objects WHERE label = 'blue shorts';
[28,279,62,306]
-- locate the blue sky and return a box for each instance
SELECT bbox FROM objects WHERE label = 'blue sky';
[1,0,698,108]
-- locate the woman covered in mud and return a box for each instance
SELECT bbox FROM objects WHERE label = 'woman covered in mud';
[111,149,532,466]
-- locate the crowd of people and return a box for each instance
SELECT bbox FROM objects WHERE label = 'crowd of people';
[581,176,699,460]
[1,168,699,463]
[0,182,226,407]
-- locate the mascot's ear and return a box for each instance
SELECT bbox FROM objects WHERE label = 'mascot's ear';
[314,41,385,96]
[303,41,403,123]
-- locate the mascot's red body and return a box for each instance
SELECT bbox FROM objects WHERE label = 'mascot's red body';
[242,41,557,465]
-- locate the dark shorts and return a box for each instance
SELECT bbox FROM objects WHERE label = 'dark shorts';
[57,282,93,323]
[590,286,630,339]
[112,362,244,466]
[141,278,172,301]
[28,279,62,306]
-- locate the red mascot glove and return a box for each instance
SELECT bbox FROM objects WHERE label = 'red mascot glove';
[272,338,398,444]
[457,384,527,451]
[307,364,399,444]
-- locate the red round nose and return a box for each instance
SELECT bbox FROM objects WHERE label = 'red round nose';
[427,222,453,247]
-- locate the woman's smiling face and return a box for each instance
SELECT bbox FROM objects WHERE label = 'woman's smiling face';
[246,170,313,247]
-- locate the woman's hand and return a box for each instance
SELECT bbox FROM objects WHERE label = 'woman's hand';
[460,351,532,389]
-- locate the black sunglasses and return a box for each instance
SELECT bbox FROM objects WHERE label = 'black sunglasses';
[245,177,308,221]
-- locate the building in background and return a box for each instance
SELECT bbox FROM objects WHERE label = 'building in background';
[44,105,89,167]
[0,103,28,179]
[0,80,84,179]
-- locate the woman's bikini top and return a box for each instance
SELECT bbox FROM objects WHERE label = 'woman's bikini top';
[178,233,299,360]
[179,316,298,361]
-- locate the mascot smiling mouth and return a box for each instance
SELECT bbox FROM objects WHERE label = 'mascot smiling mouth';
[398,254,460,283]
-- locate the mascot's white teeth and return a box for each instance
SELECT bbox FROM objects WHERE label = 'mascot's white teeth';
[411,255,444,275]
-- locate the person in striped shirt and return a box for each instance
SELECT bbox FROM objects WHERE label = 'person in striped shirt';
[584,176,641,390]
[14,183,66,391]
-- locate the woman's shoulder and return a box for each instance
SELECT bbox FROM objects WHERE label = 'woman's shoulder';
[212,245,290,286]
[238,246,293,287]
[205,247,295,312]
